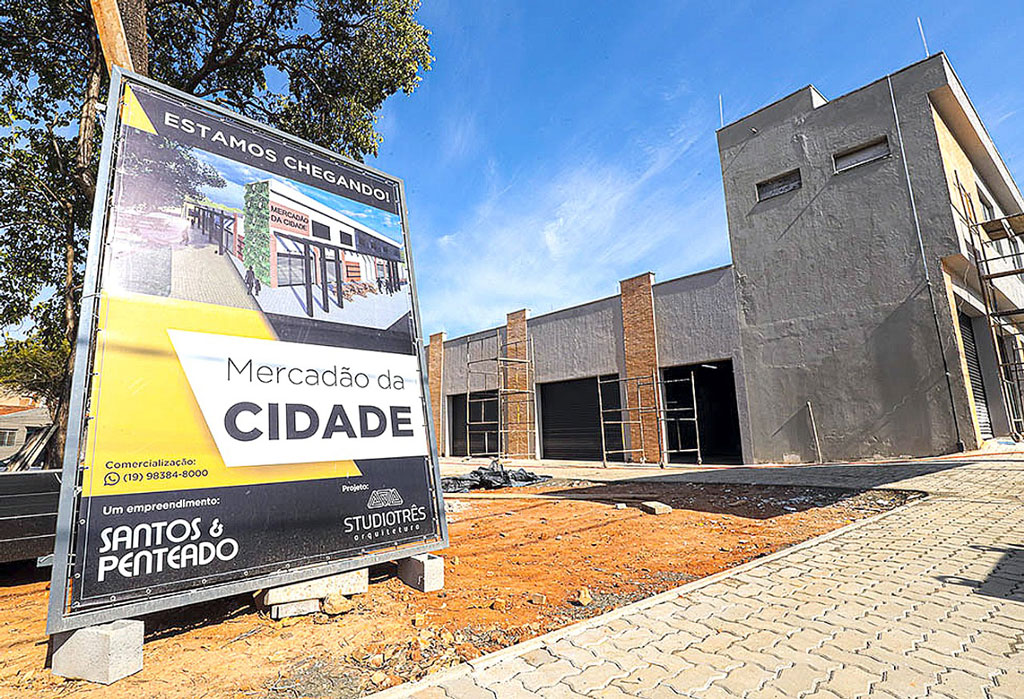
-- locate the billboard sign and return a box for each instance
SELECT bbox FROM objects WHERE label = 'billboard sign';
[47,69,446,633]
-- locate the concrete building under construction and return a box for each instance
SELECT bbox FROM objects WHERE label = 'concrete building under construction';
[426,53,1024,465]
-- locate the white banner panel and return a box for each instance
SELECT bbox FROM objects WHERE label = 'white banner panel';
[169,330,428,467]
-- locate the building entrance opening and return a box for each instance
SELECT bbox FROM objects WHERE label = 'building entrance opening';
[968,212,1024,439]
[662,360,742,464]
[448,391,498,457]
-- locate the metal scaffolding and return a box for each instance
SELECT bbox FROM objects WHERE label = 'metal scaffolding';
[593,368,704,466]
[660,370,703,465]
[596,370,703,466]
[464,333,537,459]
[969,211,1024,438]
[597,372,658,464]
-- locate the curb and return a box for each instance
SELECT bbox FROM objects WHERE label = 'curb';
[370,493,931,697]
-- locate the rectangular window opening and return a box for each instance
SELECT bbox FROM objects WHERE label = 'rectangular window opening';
[0,429,16,447]
[978,190,996,223]
[756,169,801,201]
[277,253,307,287]
[311,220,330,240]
[833,136,891,173]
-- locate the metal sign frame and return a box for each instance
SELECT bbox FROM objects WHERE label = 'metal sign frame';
[47,67,447,635]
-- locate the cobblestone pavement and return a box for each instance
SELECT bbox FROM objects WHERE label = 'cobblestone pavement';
[380,457,1024,698]
[171,244,259,310]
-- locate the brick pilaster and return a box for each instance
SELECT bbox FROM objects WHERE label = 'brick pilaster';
[619,272,662,463]
[427,332,446,457]
[504,309,533,458]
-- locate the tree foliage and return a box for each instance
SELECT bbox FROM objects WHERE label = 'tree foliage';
[0,336,69,419]
[0,120,92,342]
[150,0,433,157]
[0,0,430,465]
[0,0,432,342]
[242,181,271,283]
[118,133,227,210]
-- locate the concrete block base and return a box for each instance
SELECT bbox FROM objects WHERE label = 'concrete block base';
[50,619,143,685]
[261,568,368,606]
[397,554,444,592]
[640,501,672,515]
[269,598,321,620]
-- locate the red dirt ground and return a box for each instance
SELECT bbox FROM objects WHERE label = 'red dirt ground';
[0,480,915,698]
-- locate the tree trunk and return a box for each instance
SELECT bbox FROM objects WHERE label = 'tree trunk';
[50,221,77,471]
[48,382,71,470]
[74,39,104,203]
[51,2,150,470]
[52,37,105,470]
[116,0,148,76]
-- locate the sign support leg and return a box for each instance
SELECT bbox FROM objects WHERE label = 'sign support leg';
[50,619,144,685]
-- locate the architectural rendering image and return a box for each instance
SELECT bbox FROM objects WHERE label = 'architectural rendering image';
[100,127,414,353]
[238,179,410,328]
[1,3,1023,699]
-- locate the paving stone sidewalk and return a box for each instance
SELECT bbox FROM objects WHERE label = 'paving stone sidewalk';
[379,457,1024,698]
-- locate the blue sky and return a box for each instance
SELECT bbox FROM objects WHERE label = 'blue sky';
[365,1,1024,338]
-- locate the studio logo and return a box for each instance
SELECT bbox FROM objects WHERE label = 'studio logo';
[367,488,403,509]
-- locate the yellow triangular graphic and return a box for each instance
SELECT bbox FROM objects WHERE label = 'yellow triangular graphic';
[120,84,157,134]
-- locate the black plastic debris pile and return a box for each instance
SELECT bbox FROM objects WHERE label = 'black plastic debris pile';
[441,459,551,493]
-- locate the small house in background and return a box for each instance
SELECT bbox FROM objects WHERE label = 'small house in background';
[0,388,58,563]
[0,389,51,464]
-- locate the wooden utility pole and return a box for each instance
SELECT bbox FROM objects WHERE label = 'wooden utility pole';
[90,0,135,73]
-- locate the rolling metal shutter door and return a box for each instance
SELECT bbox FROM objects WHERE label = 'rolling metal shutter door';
[540,378,602,460]
[959,312,993,439]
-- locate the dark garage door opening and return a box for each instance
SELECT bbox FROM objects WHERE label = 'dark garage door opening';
[448,391,498,457]
[539,375,623,461]
[662,360,742,464]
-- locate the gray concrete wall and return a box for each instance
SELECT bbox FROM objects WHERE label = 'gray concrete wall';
[718,54,976,462]
[653,266,739,366]
[528,296,624,384]
[440,297,625,394]
[652,266,752,462]
[435,270,754,462]
[441,327,505,396]
[432,54,1019,464]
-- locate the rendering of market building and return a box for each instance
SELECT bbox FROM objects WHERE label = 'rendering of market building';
[426,53,1024,465]
[240,179,408,313]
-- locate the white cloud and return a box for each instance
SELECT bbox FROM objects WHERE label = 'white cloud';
[439,111,480,164]
[417,111,731,336]
[993,109,1018,127]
